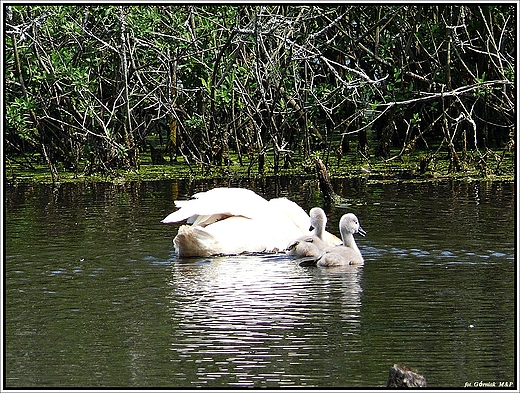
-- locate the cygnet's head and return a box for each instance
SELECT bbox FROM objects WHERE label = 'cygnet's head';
[339,213,366,236]
[309,207,327,232]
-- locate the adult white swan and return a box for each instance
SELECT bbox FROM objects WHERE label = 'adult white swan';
[287,207,340,258]
[161,187,339,257]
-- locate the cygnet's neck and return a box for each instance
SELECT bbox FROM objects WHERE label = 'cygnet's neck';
[310,210,327,240]
[313,221,325,240]
[341,231,360,254]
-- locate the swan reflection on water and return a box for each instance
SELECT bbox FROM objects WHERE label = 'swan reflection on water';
[165,253,363,386]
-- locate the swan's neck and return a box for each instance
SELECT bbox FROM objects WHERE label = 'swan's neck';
[342,232,360,254]
[313,223,326,240]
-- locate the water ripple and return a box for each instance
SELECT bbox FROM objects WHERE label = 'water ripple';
[360,244,513,263]
[165,254,363,386]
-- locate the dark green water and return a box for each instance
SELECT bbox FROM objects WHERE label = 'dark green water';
[4,178,516,388]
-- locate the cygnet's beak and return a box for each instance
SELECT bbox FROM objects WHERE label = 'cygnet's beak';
[357,226,366,236]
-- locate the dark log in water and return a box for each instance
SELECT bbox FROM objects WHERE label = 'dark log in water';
[315,157,335,204]
[386,364,427,387]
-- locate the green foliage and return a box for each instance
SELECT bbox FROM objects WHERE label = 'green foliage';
[4,5,515,181]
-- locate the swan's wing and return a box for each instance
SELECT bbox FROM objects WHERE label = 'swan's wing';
[268,197,310,234]
[286,235,326,258]
[162,187,270,224]
[162,208,197,224]
[317,246,364,266]
[269,199,341,246]
[188,213,228,226]
[203,215,302,254]
[286,236,314,252]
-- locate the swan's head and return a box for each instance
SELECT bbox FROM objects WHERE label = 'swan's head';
[339,213,366,237]
[309,207,327,233]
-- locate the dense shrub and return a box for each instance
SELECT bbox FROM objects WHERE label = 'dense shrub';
[5,5,515,177]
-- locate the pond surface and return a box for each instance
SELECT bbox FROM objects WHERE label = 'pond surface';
[4,177,516,388]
